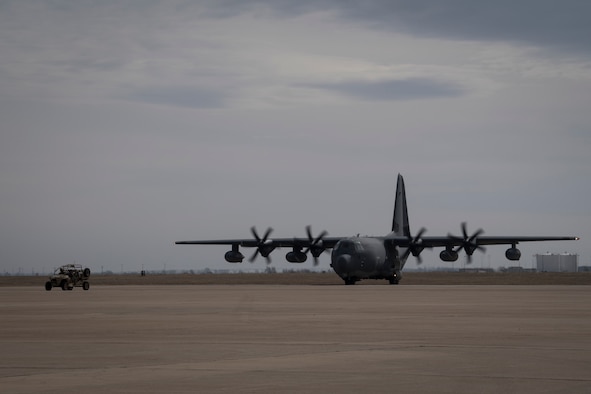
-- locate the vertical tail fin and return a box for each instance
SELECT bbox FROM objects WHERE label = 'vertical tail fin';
[392,174,411,237]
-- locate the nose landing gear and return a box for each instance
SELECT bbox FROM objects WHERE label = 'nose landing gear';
[388,272,400,285]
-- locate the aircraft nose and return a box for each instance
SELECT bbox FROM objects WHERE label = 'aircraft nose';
[335,254,352,271]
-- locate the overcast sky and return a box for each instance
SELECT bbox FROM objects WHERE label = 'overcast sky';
[1,1,589,274]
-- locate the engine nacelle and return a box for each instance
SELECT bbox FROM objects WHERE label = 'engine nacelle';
[286,251,307,263]
[224,251,244,263]
[505,247,521,261]
[440,250,459,262]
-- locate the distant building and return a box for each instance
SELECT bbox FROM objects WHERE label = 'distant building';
[535,253,578,273]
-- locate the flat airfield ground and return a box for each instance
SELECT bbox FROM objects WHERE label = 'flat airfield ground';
[2,275,591,393]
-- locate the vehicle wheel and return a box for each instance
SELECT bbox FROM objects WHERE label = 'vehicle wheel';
[83,281,90,291]
[61,280,68,291]
[83,268,91,277]
[45,281,52,291]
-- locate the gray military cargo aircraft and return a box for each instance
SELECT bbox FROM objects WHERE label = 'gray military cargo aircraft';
[176,174,578,285]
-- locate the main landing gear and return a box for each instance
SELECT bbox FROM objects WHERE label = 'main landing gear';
[342,276,400,285]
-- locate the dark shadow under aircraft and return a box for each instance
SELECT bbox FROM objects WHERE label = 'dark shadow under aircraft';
[176,174,578,285]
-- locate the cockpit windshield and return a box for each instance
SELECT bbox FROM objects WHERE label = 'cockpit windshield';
[335,240,354,254]
[335,240,364,254]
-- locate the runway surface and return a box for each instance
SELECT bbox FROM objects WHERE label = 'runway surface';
[2,285,591,393]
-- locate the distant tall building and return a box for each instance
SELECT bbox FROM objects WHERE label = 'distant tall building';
[535,253,578,272]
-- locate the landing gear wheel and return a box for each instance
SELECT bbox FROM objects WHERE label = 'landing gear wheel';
[388,277,400,285]
[344,278,356,285]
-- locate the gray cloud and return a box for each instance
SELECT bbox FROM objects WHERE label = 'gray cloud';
[212,0,591,57]
[128,86,227,109]
[307,78,465,101]
[0,1,588,275]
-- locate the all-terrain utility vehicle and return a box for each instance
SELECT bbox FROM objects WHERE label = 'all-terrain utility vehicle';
[45,264,90,291]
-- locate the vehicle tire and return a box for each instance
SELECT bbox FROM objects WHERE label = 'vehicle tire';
[83,268,91,277]
[83,281,90,291]
[61,280,68,291]
[45,281,52,291]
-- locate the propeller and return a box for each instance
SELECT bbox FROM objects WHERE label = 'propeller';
[249,226,274,264]
[401,227,427,264]
[304,225,328,266]
[448,222,486,263]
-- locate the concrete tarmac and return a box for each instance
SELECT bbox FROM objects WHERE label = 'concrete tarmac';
[2,285,590,393]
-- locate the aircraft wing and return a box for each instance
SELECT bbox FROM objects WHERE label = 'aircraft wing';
[176,229,343,264]
[176,224,577,265]
[175,237,342,249]
[176,226,342,251]
[177,233,578,250]
[386,232,578,263]
[387,235,579,248]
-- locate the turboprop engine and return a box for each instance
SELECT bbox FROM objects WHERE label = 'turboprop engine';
[224,250,244,263]
[505,247,521,261]
[286,250,307,263]
[440,249,459,262]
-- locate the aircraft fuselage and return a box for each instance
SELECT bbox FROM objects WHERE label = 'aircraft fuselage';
[331,237,399,285]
